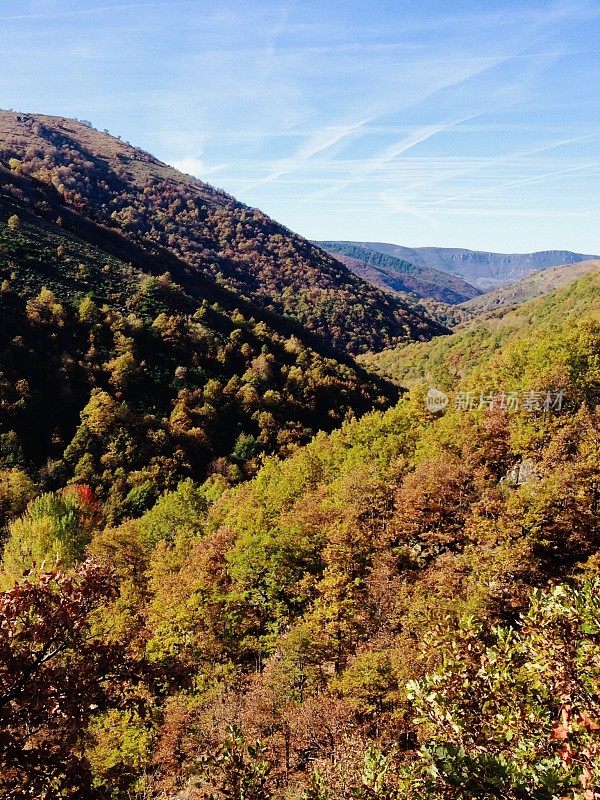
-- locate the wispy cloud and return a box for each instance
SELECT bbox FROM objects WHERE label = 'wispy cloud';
[291,44,561,205]
[2,0,598,251]
[314,113,483,201]
[419,161,600,208]
[246,117,372,188]
[0,2,180,21]
[380,132,600,199]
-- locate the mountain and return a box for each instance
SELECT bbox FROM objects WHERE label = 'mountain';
[337,240,599,290]
[316,240,480,304]
[0,112,446,354]
[461,258,600,315]
[2,111,600,800]
[361,266,600,388]
[0,159,404,518]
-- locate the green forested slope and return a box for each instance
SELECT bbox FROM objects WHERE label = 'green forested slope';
[0,202,397,519]
[361,268,600,390]
[461,258,600,316]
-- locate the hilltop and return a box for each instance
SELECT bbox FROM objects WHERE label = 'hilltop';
[0,112,445,354]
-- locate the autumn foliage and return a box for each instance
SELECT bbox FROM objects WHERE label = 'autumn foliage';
[0,112,598,799]
[0,561,142,798]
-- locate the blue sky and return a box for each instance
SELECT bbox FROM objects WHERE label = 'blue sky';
[1,0,600,253]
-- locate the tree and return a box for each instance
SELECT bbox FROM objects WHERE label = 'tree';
[1,486,98,585]
[401,580,600,799]
[393,456,472,550]
[79,295,102,324]
[0,468,37,528]
[7,214,20,231]
[25,287,66,327]
[198,725,273,800]
[105,350,140,391]
[0,561,141,799]
[332,650,397,715]
[79,388,122,436]
[137,479,207,549]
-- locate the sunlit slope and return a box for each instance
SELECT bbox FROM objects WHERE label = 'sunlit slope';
[0,111,446,354]
[361,268,600,390]
[461,258,600,315]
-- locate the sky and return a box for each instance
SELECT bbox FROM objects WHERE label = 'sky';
[1,0,600,253]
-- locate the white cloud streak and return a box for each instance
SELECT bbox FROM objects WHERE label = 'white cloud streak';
[0,2,181,21]
[245,117,372,188]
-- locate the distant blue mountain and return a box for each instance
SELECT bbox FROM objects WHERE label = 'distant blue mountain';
[330,241,600,291]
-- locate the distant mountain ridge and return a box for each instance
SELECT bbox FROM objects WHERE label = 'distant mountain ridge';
[316,240,480,304]
[330,240,599,290]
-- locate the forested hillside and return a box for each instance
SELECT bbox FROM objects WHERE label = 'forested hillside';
[0,196,400,519]
[1,260,598,798]
[363,268,600,388]
[0,112,445,354]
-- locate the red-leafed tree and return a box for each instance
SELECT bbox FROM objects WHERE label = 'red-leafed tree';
[0,560,141,798]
